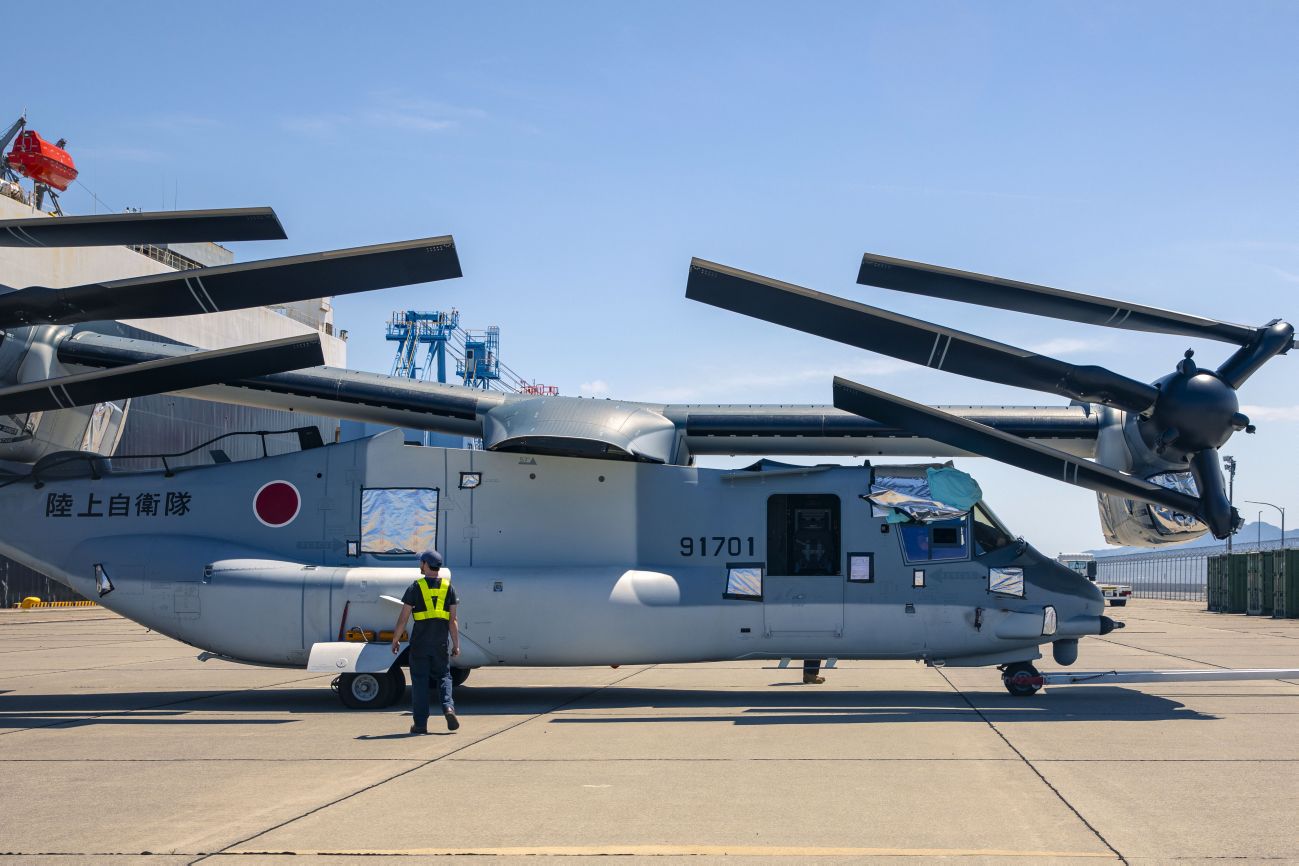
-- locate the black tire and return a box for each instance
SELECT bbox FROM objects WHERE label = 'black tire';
[1109,599,1128,607]
[384,666,407,707]
[1002,662,1042,697]
[337,672,394,709]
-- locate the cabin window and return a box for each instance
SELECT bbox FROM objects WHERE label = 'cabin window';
[767,494,841,576]
[724,563,764,601]
[847,552,874,583]
[360,487,439,556]
[94,564,115,597]
[989,567,1025,597]
[898,518,969,564]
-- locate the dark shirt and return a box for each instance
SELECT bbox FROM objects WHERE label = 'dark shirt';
[401,577,458,656]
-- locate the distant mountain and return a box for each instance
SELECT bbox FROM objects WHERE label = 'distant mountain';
[1089,521,1298,558]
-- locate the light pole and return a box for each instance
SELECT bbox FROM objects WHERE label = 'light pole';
[1245,500,1286,551]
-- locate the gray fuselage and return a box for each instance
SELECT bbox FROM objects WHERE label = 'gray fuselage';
[0,431,1105,671]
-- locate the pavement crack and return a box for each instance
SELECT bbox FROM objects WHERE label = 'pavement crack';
[0,615,123,626]
[186,665,659,865]
[0,652,202,689]
[0,637,173,656]
[1095,637,1233,670]
[1098,623,1299,688]
[935,668,1127,864]
[0,671,327,736]
[1123,614,1299,642]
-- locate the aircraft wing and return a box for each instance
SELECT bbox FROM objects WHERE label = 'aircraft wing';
[666,403,1100,459]
[60,331,1101,463]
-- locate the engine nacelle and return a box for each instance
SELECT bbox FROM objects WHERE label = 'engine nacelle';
[1092,404,1209,548]
[1096,490,1207,548]
[0,324,128,464]
[481,397,680,463]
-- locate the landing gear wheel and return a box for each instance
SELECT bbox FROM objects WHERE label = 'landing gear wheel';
[1109,599,1128,607]
[384,666,407,707]
[451,666,470,689]
[337,672,395,709]
[1001,662,1042,697]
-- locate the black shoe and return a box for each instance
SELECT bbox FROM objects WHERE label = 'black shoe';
[443,709,459,731]
[409,724,428,735]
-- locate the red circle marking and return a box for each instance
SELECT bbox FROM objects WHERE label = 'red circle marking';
[254,481,301,527]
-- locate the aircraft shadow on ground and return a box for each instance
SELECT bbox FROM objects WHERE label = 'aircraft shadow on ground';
[0,684,1222,728]
[0,710,297,729]
[523,686,1218,725]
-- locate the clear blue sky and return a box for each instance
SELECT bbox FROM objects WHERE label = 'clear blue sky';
[18,2,1299,554]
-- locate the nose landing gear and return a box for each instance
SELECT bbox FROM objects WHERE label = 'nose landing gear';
[1001,661,1043,697]
[333,666,407,709]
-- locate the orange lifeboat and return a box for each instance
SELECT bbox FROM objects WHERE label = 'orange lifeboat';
[8,130,78,191]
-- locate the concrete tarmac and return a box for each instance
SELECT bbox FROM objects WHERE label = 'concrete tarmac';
[1,600,1297,864]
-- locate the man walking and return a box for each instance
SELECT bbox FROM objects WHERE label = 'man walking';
[391,549,460,733]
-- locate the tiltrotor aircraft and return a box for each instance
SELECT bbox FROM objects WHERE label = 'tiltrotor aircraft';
[0,207,1291,704]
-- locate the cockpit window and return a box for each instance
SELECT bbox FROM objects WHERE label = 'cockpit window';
[898,517,969,563]
[972,503,1014,555]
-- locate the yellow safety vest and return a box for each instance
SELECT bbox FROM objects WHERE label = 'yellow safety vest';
[412,576,451,621]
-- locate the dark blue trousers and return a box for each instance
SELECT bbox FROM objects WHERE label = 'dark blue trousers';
[409,644,454,728]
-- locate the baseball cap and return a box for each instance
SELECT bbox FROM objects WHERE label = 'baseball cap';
[419,550,443,568]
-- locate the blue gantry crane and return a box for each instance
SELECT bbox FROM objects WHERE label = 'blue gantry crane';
[458,325,501,389]
[386,309,460,383]
[385,310,555,395]
[345,310,556,447]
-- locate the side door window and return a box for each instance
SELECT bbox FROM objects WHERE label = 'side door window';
[767,494,841,576]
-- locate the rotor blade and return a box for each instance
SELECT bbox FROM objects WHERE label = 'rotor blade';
[1187,449,1242,539]
[0,236,461,329]
[830,376,1216,529]
[0,207,287,247]
[688,259,1159,412]
[0,334,324,416]
[857,253,1259,346]
[57,331,492,435]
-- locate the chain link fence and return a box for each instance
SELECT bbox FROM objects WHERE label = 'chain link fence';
[1096,540,1296,602]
